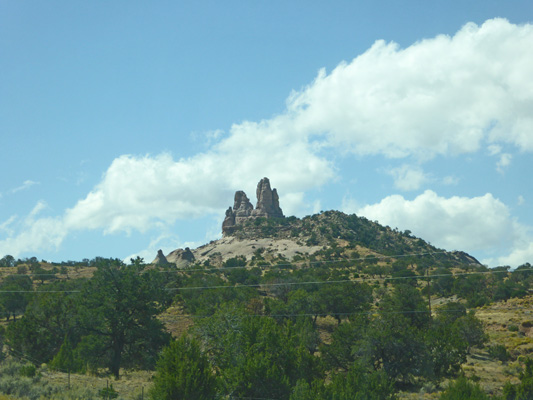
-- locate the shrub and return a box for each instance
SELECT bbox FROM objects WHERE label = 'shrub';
[149,336,217,400]
[439,376,489,399]
[98,384,118,399]
[488,344,510,362]
[19,363,37,377]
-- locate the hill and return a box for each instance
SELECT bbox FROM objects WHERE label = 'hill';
[165,209,482,271]
[2,178,532,399]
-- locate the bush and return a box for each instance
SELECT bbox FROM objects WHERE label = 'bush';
[98,384,118,399]
[488,344,510,362]
[149,336,217,400]
[439,376,489,399]
[19,363,37,377]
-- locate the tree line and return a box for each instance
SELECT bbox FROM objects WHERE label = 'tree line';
[0,255,532,398]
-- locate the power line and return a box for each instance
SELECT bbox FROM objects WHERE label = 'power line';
[160,308,475,320]
[0,267,530,293]
[165,267,529,292]
[0,290,80,293]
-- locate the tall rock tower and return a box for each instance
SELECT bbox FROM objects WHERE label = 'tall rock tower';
[251,177,283,218]
[222,177,284,235]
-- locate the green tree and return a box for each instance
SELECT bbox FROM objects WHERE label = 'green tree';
[79,259,171,378]
[439,376,490,399]
[364,312,431,384]
[453,311,488,354]
[30,264,56,285]
[426,318,468,380]
[316,281,373,324]
[327,362,397,400]
[0,325,5,361]
[6,281,82,364]
[503,357,533,400]
[195,305,323,399]
[0,255,15,268]
[321,316,369,372]
[379,283,430,329]
[50,335,84,373]
[149,336,217,400]
[0,274,33,320]
[290,379,329,400]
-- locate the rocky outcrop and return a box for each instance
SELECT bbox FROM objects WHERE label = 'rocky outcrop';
[251,178,283,218]
[166,247,195,267]
[223,177,284,235]
[151,249,169,265]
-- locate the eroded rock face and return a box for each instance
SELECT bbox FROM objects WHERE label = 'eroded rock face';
[222,177,284,235]
[151,249,169,265]
[251,178,283,218]
[166,247,195,267]
[234,191,254,223]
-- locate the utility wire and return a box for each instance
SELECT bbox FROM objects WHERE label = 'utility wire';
[165,267,530,292]
[0,267,531,293]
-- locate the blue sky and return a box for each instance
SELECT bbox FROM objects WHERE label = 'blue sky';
[1,1,532,267]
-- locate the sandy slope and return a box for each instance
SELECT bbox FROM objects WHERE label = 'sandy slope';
[191,236,323,263]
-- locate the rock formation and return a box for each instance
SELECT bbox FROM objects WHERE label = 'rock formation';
[151,249,169,265]
[223,177,284,235]
[251,178,283,218]
[221,190,254,233]
[166,247,195,267]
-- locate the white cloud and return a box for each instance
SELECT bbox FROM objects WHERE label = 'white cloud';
[0,216,17,235]
[3,18,533,259]
[493,241,533,268]
[11,180,39,193]
[442,176,460,186]
[0,213,66,258]
[356,190,529,266]
[496,153,512,173]
[386,164,430,191]
[518,195,525,206]
[62,136,334,235]
[288,18,533,158]
[488,144,502,156]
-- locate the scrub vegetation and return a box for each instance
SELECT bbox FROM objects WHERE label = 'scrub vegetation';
[1,211,532,399]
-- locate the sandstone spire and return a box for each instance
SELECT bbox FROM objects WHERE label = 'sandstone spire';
[251,177,283,218]
[222,177,284,235]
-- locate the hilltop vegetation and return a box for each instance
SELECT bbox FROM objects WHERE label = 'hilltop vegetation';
[0,211,532,399]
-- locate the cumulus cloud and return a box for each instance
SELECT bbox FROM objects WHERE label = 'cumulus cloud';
[63,134,334,235]
[354,190,531,267]
[0,211,66,257]
[2,18,533,258]
[386,164,430,191]
[495,241,533,268]
[289,18,533,158]
[496,153,513,173]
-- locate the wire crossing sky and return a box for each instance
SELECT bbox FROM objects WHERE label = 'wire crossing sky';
[1,1,532,267]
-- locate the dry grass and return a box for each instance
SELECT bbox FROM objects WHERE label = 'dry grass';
[42,368,153,399]
[157,304,194,338]
[461,295,533,395]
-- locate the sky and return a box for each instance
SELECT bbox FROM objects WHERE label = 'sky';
[1,1,532,267]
